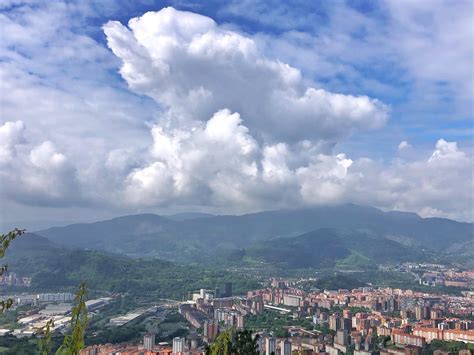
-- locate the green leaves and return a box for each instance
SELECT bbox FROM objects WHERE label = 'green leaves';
[234,330,259,355]
[38,318,55,355]
[0,299,13,313]
[205,329,260,355]
[55,282,88,355]
[0,228,25,313]
[0,228,25,259]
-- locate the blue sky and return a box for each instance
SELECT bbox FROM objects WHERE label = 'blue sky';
[0,0,472,226]
[52,0,474,155]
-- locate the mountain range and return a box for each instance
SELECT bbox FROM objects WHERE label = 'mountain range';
[29,204,472,267]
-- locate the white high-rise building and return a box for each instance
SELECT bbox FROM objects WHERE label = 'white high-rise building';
[173,337,185,354]
[143,332,155,351]
[280,339,292,355]
[265,337,276,355]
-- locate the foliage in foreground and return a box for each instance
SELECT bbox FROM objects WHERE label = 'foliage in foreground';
[37,280,89,355]
[205,329,259,355]
[0,229,25,312]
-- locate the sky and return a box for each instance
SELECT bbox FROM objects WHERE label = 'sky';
[0,0,473,228]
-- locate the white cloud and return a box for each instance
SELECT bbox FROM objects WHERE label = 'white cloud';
[385,0,474,101]
[0,120,25,163]
[296,153,354,205]
[0,4,471,223]
[239,1,473,119]
[398,140,411,151]
[0,122,79,206]
[428,139,467,164]
[125,109,261,207]
[121,109,473,220]
[29,141,67,169]
[103,7,388,144]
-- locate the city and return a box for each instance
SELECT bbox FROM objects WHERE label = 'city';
[0,270,473,354]
[0,0,473,354]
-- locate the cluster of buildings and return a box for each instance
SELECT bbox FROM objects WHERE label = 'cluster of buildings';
[70,277,474,355]
[0,272,31,287]
[0,295,112,338]
[178,282,263,342]
[109,306,160,327]
[0,292,74,308]
[401,263,474,289]
[80,334,202,355]
[243,279,474,354]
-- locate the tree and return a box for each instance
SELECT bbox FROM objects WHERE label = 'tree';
[205,329,260,355]
[234,330,259,355]
[206,329,233,355]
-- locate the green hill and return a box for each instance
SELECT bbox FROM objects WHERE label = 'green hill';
[244,228,427,269]
[1,233,258,298]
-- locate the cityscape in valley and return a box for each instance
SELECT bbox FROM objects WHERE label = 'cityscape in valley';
[0,267,473,354]
[0,209,473,354]
[1,0,473,354]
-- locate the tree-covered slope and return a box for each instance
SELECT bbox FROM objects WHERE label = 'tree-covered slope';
[35,204,473,261]
[244,228,428,268]
[1,233,258,298]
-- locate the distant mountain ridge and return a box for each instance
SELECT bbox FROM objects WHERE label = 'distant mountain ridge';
[165,212,215,221]
[34,204,473,264]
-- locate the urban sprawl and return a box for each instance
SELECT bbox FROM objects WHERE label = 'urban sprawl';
[0,264,473,355]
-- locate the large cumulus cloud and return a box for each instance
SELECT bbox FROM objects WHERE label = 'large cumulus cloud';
[101,7,472,220]
[124,108,357,209]
[0,5,472,223]
[122,108,473,220]
[103,7,388,144]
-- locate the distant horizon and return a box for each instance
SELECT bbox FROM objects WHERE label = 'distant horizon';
[2,202,472,233]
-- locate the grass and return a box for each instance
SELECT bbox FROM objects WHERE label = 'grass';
[336,249,374,269]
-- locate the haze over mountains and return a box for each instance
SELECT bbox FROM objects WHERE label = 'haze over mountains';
[30,204,472,267]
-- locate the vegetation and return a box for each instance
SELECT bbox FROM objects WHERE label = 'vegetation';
[245,229,427,269]
[205,329,259,355]
[336,250,374,269]
[0,229,25,312]
[84,305,188,345]
[353,270,468,295]
[314,324,334,335]
[38,318,55,355]
[2,234,260,298]
[428,339,474,353]
[245,310,313,336]
[55,282,88,354]
[87,324,146,345]
[0,336,42,354]
[312,274,366,290]
[35,206,474,264]
[0,308,20,329]
[0,229,89,354]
